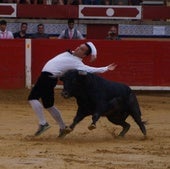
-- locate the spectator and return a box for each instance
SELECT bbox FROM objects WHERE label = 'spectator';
[16,0,31,3]
[52,0,64,4]
[106,25,121,40]
[31,24,49,39]
[0,20,14,39]
[13,22,30,39]
[83,0,101,5]
[129,0,142,5]
[101,0,111,5]
[58,19,85,40]
[32,0,64,4]
[33,0,49,4]
[2,0,32,3]
[65,0,81,4]
[45,0,52,4]
[113,0,129,5]
[2,0,15,2]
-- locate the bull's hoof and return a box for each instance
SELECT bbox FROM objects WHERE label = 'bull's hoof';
[117,134,125,138]
[88,124,96,130]
[142,135,148,140]
[58,126,73,138]
[118,124,130,137]
[65,126,73,133]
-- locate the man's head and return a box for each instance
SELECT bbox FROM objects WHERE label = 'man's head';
[0,20,7,32]
[108,25,118,37]
[68,19,75,30]
[20,22,28,33]
[73,42,97,62]
[37,24,45,34]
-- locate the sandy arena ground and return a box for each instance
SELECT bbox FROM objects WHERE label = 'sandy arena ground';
[0,89,170,169]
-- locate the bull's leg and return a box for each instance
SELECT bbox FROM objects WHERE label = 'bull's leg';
[88,98,121,130]
[118,122,130,137]
[128,92,147,136]
[107,115,130,137]
[69,112,87,130]
[58,112,86,138]
[88,97,124,131]
[88,97,124,130]
[88,113,100,130]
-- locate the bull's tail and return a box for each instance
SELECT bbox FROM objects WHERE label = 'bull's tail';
[128,92,147,136]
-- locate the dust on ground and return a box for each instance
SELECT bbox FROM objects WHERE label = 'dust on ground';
[0,89,169,169]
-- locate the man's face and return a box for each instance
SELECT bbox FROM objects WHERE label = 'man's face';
[73,44,88,58]
[38,25,44,34]
[21,24,27,33]
[68,23,74,30]
[110,26,117,34]
[0,24,6,32]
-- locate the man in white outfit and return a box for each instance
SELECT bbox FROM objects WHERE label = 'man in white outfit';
[28,41,117,137]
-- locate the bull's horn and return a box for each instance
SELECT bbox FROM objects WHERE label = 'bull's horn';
[78,70,87,75]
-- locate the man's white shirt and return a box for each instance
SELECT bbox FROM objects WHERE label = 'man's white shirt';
[42,51,108,77]
[0,30,14,39]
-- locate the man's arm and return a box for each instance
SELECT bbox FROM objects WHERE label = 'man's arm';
[78,62,117,74]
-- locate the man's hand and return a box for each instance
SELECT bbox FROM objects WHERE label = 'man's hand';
[107,63,117,71]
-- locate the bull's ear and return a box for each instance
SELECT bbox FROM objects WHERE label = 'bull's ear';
[78,70,87,76]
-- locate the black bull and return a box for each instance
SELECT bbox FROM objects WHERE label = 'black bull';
[60,70,146,137]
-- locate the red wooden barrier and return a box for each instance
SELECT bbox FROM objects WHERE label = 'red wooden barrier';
[0,39,170,89]
[17,4,78,19]
[142,6,170,20]
[31,39,170,86]
[0,39,25,89]
[0,4,170,20]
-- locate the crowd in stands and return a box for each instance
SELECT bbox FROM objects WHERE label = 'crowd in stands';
[0,19,87,39]
[0,19,121,40]
[0,0,143,5]
[0,0,168,5]
[0,0,62,4]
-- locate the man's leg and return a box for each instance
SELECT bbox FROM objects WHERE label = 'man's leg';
[47,106,71,138]
[47,106,65,129]
[29,99,50,136]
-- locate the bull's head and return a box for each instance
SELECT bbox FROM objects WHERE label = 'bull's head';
[60,70,87,98]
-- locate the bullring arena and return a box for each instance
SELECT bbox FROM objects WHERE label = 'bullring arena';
[0,89,169,169]
[1,3,170,169]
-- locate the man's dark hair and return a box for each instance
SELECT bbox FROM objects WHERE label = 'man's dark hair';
[0,20,7,25]
[21,22,28,26]
[37,23,44,28]
[68,19,74,24]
